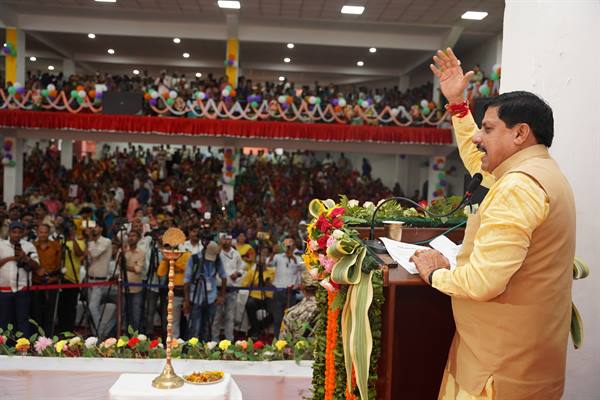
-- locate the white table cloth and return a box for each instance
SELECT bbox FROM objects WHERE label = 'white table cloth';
[109,373,242,400]
[0,356,312,400]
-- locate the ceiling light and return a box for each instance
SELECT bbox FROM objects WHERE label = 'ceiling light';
[183,52,190,58]
[132,69,140,75]
[88,33,96,39]
[369,47,377,53]
[173,37,181,44]
[357,60,364,67]
[48,65,55,71]
[107,48,115,54]
[29,56,37,62]
[278,76,285,81]
[461,11,488,20]
[195,72,202,78]
[287,43,295,49]
[283,57,291,63]
[94,0,117,3]
[218,1,240,9]
[341,5,365,15]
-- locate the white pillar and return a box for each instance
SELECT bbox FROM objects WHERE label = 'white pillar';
[15,29,25,85]
[432,75,440,104]
[62,59,75,78]
[60,139,73,169]
[397,75,410,92]
[502,1,600,398]
[2,137,23,204]
[394,154,409,195]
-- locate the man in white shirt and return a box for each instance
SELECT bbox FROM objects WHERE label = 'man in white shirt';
[270,238,303,338]
[181,225,203,255]
[212,234,246,341]
[85,223,112,335]
[0,221,40,337]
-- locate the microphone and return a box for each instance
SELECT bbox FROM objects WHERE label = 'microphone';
[365,173,483,253]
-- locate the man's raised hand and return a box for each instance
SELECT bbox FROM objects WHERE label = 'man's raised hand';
[430,48,474,105]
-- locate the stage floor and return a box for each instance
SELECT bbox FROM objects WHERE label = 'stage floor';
[0,356,312,400]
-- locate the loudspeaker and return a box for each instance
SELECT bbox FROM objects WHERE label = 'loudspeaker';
[102,92,144,115]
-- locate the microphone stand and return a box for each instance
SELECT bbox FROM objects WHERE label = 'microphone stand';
[365,173,483,253]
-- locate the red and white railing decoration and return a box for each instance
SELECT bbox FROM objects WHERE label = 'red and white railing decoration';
[0,89,453,127]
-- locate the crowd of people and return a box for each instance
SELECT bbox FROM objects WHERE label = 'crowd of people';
[1,69,436,123]
[0,144,395,343]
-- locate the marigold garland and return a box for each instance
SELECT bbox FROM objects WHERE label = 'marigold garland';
[324,289,341,400]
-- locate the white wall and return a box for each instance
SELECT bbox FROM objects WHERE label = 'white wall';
[407,64,433,88]
[459,34,503,78]
[502,1,600,398]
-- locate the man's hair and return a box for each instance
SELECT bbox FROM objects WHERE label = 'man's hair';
[483,91,554,147]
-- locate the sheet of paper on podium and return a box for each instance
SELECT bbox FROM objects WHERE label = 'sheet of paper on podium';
[429,235,462,270]
[380,237,428,274]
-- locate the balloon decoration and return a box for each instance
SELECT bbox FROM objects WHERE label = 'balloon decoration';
[225,53,238,68]
[478,82,491,97]
[1,86,453,127]
[221,85,236,100]
[490,64,501,81]
[222,147,238,185]
[431,156,447,199]
[2,138,16,167]
[1,42,16,57]
[420,98,433,116]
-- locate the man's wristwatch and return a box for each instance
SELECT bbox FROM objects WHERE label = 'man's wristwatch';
[428,270,435,285]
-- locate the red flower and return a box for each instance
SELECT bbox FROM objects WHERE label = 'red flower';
[317,235,330,250]
[127,337,140,348]
[253,340,265,350]
[329,207,345,218]
[149,339,159,349]
[0,335,5,345]
[332,217,344,229]
[418,200,428,209]
[315,215,332,233]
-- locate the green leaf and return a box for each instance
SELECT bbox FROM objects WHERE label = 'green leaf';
[571,302,584,349]
[63,332,74,338]
[7,323,13,332]
[15,331,23,338]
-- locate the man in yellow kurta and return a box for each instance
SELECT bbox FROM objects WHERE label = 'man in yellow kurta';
[410,48,575,400]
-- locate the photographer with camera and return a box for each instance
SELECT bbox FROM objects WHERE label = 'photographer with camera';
[0,221,40,337]
[211,234,246,341]
[56,220,86,334]
[157,245,191,339]
[271,237,303,338]
[183,241,227,341]
[240,246,275,339]
[181,225,203,255]
[84,221,112,335]
[122,230,145,332]
[32,223,61,335]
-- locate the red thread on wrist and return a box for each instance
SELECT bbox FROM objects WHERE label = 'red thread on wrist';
[445,101,470,118]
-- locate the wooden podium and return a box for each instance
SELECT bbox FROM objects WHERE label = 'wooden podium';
[357,227,464,400]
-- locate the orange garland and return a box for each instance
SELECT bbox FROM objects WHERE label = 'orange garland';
[324,289,340,400]
[345,366,358,400]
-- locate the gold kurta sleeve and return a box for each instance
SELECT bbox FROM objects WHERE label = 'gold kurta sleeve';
[432,172,550,301]
[452,112,495,189]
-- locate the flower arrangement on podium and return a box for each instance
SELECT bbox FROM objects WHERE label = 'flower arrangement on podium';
[339,195,467,227]
[304,199,384,400]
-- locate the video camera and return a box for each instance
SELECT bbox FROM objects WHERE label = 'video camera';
[56,218,76,238]
[11,241,34,272]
